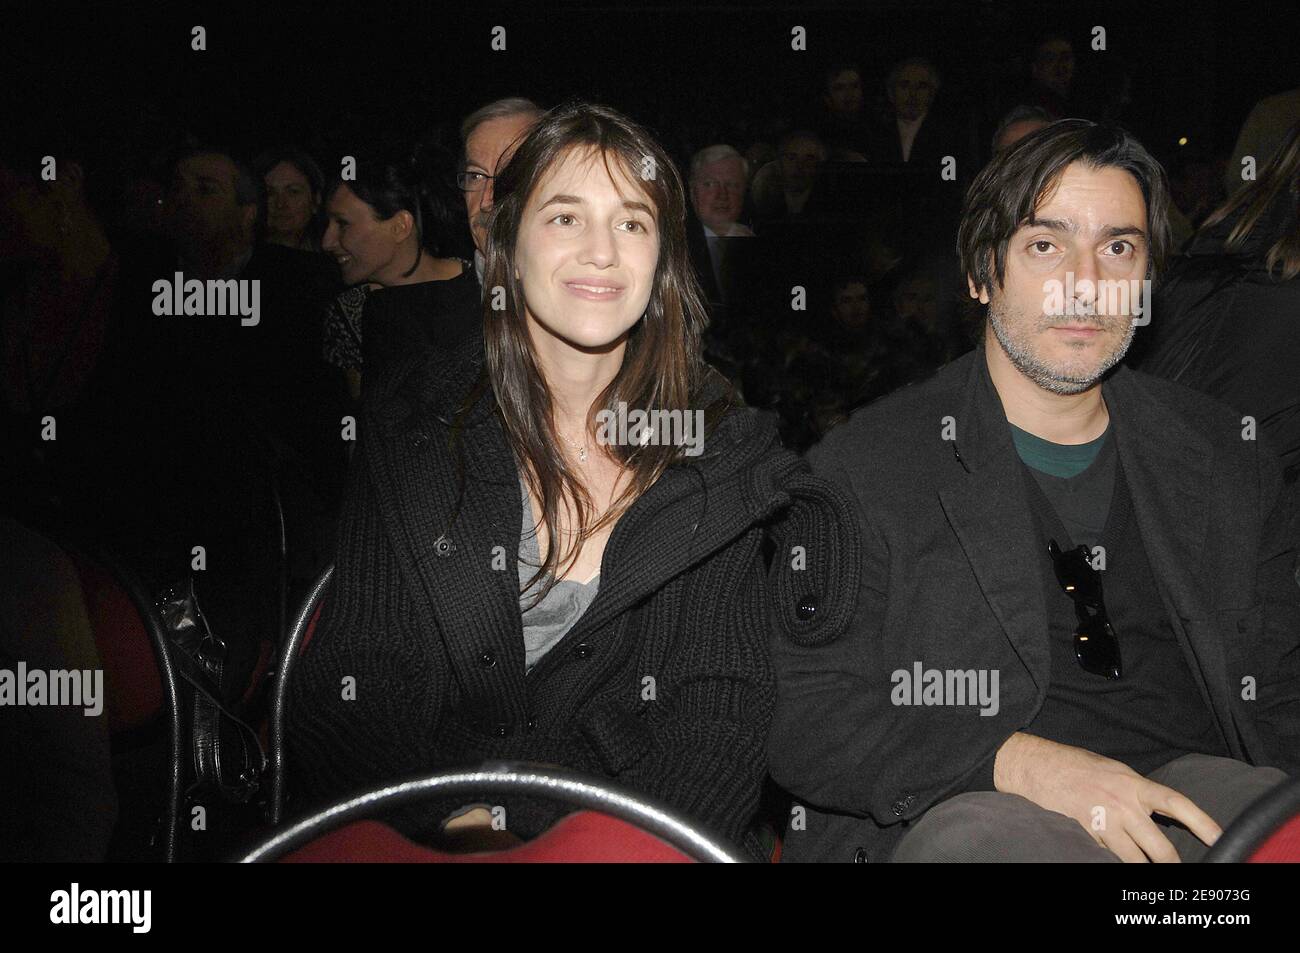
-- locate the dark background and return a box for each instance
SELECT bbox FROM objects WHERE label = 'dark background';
[5,0,1296,175]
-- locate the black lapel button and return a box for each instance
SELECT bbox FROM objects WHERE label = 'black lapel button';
[409,429,430,450]
[434,534,454,557]
[526,717,536,732]
[573,642,593,660]
[479,649,497,668]
[795,596,819,621]
[891,795,914,816]
[494,723,509,738]
[853,847,869,863]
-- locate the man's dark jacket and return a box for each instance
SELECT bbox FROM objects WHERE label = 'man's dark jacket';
[284,334,844,857]
[769,347,1300,863]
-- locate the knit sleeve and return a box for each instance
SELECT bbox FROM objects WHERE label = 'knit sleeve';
[281,429,449,838]
[601,527,776,859]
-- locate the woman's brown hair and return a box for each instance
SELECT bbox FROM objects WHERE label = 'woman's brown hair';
[1199,120,1300,281]
[474,99,727,599]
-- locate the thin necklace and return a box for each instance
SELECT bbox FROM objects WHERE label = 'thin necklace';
[559,429,588,463]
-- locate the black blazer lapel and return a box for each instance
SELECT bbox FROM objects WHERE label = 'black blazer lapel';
[938,352,1051,692]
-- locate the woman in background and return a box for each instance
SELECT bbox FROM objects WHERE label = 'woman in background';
[319,147,477,401]
[1134,120,1300,482]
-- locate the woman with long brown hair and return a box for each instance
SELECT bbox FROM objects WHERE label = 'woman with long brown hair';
[285,100,846,859]
[1135,119,1300,480]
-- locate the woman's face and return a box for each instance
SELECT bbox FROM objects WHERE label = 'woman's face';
[322,183,409,286]
[264,161,316,241]
[513,147,659,353]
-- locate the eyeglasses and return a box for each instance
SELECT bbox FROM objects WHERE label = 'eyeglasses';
[455,170,494,192]
[1048,538,1122,679]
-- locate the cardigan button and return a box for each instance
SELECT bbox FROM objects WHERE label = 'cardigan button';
[479,650,497,668]
[573,642,593,660]
[891,795,914,817]
[526,717,536,732]
[853,847,869,863]
[434,535,454,557]
[409,430,430,450]
[493,723,509,738]
[795,596,819,621]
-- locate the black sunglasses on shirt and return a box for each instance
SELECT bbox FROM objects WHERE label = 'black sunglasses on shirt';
[1048,538,1123,680]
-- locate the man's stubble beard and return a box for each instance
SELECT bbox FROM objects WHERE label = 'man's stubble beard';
[987,295,1136,396]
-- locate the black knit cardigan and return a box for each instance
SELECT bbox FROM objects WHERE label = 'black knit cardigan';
[283,334,857,858]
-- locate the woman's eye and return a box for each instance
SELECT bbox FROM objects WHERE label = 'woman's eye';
[552,213,576,226]
[622,220,646,233]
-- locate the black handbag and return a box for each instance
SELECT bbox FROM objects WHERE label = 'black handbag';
[155,576,267,805]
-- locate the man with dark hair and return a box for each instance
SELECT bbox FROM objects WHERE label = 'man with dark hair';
[816,62,871,159]
[770,120,1299,863]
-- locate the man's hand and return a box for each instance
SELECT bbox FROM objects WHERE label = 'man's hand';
[993,732,1222,862]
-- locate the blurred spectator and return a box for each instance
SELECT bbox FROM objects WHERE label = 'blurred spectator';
[868,57,973,259]
[320,147,478,401]
[687,144,755,314]
[255,147,327,252]
[814,62,872,159]
[1024,32,1078,119]
[1134,120,1300,481]
[1224,88,1300,196]
[457,97,545,284]
[0,144,122,535]
[992,104,1053,154]
[752,130,827,225]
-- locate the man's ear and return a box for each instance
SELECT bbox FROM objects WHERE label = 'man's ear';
[966,275,991,305]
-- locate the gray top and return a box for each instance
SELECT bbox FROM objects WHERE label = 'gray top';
[518,475,600,673]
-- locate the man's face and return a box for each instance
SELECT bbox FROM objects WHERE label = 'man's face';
[690,157,747,231]
[513,147,659,354]
[825,69,863,116]
[780,138,823,191]
[895,275,938,329]
[464,113,537,256]
[165,153,254,254]
[974,162,1150,395]
[831,282,870,329]
[1032,40,1075,98]
[264,161,316,240]
[889,64,938,122]
[321,183,409,287]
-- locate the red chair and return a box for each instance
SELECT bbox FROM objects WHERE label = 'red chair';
[1204,776,1300,862]
[60,545,185,862]
[239,762,753,863]
[280,812,693,863]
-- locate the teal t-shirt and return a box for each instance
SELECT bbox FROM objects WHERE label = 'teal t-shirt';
[1009,423,1107,478]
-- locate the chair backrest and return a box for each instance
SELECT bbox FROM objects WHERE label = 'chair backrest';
[67,553,164,734]
[1204,776,1300,862]
[241,761,753,863]
[80,549,185,863]
[268,562,334,825]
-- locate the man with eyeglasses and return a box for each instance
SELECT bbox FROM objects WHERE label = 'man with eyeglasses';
[456,97,544,287]
[769,119,1299,863]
